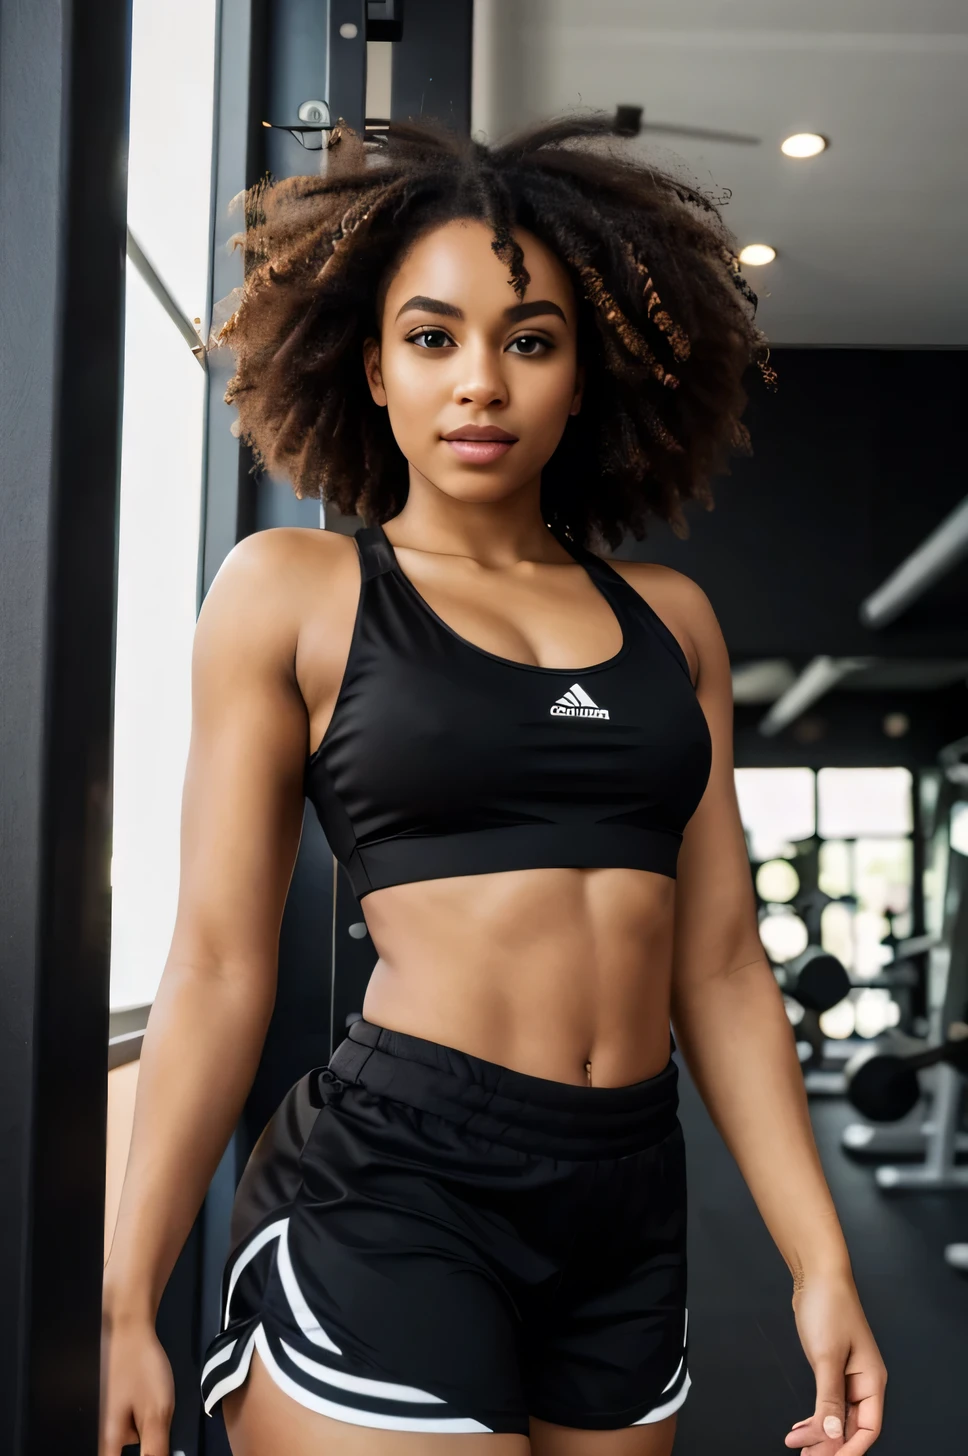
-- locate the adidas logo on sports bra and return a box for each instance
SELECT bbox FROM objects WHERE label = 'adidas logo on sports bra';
[550,683,610,720]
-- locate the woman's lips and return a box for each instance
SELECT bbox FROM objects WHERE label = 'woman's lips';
[444,438,516,463]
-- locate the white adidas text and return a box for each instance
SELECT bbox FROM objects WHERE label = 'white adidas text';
[550,683,610,720]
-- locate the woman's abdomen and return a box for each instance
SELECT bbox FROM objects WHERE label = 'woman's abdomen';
[359,865,676,1087]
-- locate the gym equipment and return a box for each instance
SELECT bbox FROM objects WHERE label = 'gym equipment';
[783,945,851,1013]
[780,937,924,1090]
[776,946,851,1084]
[842,1116,968,1159]
[778,947,849,1088]
[779,944,916,1087]
[844,1025,968,1122]
[944,1244,968,1272]
[870,1062,968,1192]
[841,737,968,1194]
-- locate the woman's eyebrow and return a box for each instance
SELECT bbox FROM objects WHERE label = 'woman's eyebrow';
[395,295,568,324]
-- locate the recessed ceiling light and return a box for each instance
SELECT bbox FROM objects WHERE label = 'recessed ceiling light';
[781,133,827,159]
[739,243,776,266]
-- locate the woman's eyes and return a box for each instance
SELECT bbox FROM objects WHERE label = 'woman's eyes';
[406,329,553,355]
[507,334,551,356]
[408,328,452,350]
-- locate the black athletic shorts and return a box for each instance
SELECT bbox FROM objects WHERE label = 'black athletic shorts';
[200,1018,690,1436]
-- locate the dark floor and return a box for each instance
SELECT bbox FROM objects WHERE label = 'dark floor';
[674,1059,968,1455]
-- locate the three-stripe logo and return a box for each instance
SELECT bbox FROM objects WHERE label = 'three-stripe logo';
[550,683,610,720]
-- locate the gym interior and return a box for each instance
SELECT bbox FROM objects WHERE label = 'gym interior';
[3,2,967,1452]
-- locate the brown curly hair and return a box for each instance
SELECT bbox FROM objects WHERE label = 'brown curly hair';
[215,113,773,549]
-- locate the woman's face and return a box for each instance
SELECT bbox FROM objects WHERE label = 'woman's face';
[363,218,582,508]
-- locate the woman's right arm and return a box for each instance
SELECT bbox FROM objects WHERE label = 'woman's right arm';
[100,528,313,1455]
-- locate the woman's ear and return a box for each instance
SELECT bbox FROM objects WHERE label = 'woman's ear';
[362,336,387,407]
[569,362,585,416]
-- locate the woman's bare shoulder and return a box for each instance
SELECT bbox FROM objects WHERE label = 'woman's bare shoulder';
[214,524,358,579]
[196,526,361,684]
[207,526,359,618]
[197,526,364,757]
[601,557,721,686]
[604,555,706,608]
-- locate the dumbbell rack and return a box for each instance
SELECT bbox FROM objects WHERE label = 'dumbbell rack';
[846,805,968,1189]
[842,1062,968,1190]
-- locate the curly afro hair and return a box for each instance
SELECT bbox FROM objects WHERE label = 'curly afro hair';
[214,113,773,549]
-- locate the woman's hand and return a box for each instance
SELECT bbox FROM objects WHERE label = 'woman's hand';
[784,1273,886,1454]
[99,1306,175,1456]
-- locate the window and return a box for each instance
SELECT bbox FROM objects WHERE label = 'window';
[735,767,815,862]
[740,766,916,1041]
[109,0,218,1011]
[817,767,913,838]
[815,811,915,1039]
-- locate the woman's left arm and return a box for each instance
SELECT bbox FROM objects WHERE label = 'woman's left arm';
[668,577,887,1456]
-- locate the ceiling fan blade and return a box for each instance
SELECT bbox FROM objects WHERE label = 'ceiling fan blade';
[613,105,760,147]
[641,121,761,146]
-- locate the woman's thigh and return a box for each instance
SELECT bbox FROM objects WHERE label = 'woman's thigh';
[222,1348,532,1456]
[529,1413,677,1456]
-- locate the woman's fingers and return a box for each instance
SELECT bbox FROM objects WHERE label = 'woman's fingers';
[98,1320,176,1456]
[98,1411,139,1456]
[138,1406,174,1456]
[837,1372,885,1454]
[98,1404,173,1456]
[783,1353,846,1450]
[816,1351,849,1442]
[837,1346,886,1453]
[784,1353,886,1453]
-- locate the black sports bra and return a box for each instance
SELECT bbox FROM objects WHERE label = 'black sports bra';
[305,523,712,900]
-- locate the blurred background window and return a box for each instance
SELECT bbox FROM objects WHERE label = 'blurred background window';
[738,766,917,1042]
[109,0,218,1012]
[734,767,816,861]
[817,766,914,838]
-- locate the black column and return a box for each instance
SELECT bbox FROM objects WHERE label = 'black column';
[329,0,367,131]
[0,0,129,1450]
[391,0,474,131]
[200,0,268,597]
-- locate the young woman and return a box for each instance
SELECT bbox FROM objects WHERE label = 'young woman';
[100,117,885,1456]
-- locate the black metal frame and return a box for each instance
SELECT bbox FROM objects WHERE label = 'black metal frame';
[328,0,367,132]
[390,0,474,130]
[0,0,130,1449]
[200,0,268,598]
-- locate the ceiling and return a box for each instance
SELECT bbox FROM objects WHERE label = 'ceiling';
[732,658,968,705]
[471,0,968,346]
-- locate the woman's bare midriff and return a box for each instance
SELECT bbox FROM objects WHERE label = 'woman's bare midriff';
[290,528,687,1092]
[358,865,677,1088]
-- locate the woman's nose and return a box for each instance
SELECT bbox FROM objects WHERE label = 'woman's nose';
[452,344,509,408]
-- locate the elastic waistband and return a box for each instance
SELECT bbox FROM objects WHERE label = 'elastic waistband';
[326,1018,679,1159]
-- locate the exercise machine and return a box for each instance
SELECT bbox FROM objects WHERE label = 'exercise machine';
[840,736,968,1191]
